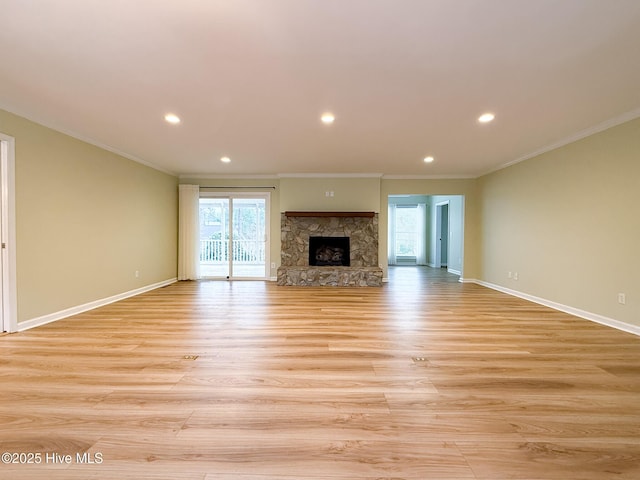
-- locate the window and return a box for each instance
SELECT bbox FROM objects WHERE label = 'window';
[388,201,426,266]
[395,205,419,257]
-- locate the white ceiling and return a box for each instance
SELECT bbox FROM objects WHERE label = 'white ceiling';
[1,0,640,178]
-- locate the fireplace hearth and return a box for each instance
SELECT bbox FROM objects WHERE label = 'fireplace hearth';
[309,236,350,266]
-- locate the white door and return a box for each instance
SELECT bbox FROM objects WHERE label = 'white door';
[0,134,17,332]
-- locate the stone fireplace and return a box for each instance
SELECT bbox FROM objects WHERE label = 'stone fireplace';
[277,211,383,286]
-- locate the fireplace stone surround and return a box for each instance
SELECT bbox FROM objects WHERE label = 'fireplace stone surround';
[277,211,383,287]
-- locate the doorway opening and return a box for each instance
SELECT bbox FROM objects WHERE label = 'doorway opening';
[198,193,269,279]
[387,194,464,277]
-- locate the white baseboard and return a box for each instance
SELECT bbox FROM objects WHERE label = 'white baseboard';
[448,268,461,276]
[17,278,177,332]
[18,276,638,338]
[468,279,640,337]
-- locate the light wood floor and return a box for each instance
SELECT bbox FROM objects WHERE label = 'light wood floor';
[1,267,640,479]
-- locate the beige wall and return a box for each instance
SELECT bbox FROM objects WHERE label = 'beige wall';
[279,176,381,212]
[478,118,640,326]
[1,109,178,323]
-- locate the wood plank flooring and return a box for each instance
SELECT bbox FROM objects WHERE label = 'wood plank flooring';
[1,267,639,479]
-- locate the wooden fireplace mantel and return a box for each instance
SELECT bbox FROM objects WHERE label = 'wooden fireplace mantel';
[284,211,375,218]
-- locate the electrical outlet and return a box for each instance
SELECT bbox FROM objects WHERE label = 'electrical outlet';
[271,262,276,269]
[508,271,512,279]
[135,270,139,278]
[618,293,626,305]
[513,272,519,280]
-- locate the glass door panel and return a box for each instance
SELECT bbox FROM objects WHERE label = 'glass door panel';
[231,197,266,278]
[199,195,268,279]
[199,197,230,278]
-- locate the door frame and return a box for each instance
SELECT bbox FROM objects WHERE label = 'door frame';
[0,133,17,332]
[199,191,270,280]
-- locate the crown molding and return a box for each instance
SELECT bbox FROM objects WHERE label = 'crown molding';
[381,174,476,180]
[6,103,639,182]
[480,106,640,177]
[179,173,279,180]
[277,173,383,178]
[0,105,177,177]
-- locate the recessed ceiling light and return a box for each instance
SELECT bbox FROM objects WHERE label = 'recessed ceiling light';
[478,112,495,123]
[423,156,435,163]
[321,112,335,124]
[220,156,231,163]
[164,113,181,125]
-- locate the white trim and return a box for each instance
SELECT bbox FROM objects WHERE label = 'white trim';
[180,174,279,180]
[17,278,177,332]
[277,173,383,178]
[481,106,640,177]
[5,105,639,182]
[0,106,176,176]
[469,279,640,337]
[186,172,471,180]
[448,268,461,276]
[459,277,476,283]
[0,133,17,333]
[382,174,476,180]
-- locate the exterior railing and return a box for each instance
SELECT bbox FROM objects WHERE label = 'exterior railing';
[200,239,265,264]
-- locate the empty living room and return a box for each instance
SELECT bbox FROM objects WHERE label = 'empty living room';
[1,1,639,479]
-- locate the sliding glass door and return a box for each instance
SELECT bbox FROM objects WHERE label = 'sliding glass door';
[199,194,268,279]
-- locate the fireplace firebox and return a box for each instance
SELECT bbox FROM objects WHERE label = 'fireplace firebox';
[309,236,350,266]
